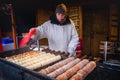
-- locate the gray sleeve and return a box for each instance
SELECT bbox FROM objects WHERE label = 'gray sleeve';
[31,22,48,40]
[68,25,78,57]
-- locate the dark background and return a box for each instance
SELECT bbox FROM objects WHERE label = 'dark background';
[0,0,119,36]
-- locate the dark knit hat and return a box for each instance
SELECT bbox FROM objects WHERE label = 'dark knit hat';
[55,3,67,14]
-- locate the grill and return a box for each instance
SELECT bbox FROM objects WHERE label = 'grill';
[0,47,120,80]
[0,47,54,80]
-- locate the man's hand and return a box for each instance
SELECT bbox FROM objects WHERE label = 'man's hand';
[63,53,69,57]
[68,52,73,57]
[68,48,76,57]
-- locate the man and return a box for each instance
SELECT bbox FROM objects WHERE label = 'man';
[30,3,78,57]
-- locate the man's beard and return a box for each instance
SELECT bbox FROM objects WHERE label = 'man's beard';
[59,18,66,24]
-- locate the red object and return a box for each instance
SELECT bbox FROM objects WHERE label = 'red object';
[0,41,3,52]
[76,38,82,50]
[20,29,36,47]
[0,30,3,52]
[76,38,82,57]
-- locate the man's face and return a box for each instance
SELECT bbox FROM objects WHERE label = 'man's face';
[56,13,66,23]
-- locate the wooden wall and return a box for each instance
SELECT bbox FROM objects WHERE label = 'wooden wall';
[1,32,12,38]
[109,4,119,41]
[68,6,83,38]
[82,5,109,57]
[36,8,53,45]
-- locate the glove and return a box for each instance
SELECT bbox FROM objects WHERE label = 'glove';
[29,28,36,35]
[30,28,38,40]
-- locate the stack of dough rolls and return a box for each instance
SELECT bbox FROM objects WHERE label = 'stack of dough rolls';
[5,52,46,65]
[39,57,75,74]
[5,51,62,70]
[26,54,61,70]
[69,61,96,80]
[56,59,89,80]
[40,55,61,67]
[19,52,47,66]
[47,58,81,78]
[24,53,55,68]
[5,51,43,65]
[5,51,40,60]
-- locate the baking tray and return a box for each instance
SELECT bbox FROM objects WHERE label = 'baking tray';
[0,47,54,80]
[0,47,120,80]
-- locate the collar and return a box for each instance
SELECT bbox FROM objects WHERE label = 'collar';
[50,15,71,25]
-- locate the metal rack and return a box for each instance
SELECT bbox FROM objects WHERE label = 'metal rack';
[101,41,120,67]
[16,36,40,51]
[0,47,120,80]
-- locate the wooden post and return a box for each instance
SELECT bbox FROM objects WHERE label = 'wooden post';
[78,6,83,39]
[9,4,17,49]
[109,4,118,41]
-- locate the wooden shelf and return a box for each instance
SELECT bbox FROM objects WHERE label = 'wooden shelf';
[68,6,82,38]
[109,4,119,41]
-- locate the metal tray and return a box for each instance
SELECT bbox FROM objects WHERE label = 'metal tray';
[0,47,54,80]
[0,47,120,80]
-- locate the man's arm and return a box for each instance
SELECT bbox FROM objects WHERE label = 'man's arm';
[68,25,78,57]
[31,22,48,40]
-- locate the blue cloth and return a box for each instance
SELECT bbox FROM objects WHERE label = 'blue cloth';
[2,38,13,44]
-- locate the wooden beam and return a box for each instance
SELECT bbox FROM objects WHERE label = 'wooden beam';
[10,4,17,49]
[78,6,83,39]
